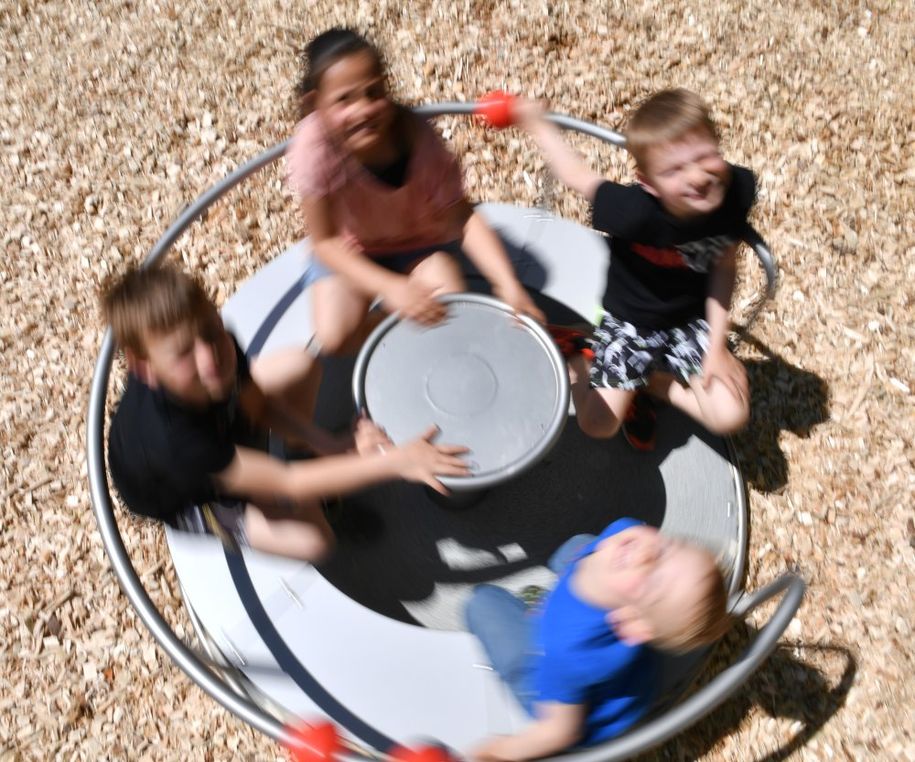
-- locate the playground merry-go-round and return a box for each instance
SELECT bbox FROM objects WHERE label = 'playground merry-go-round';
[88,102,804,761]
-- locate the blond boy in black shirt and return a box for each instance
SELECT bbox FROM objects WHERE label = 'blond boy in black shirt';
[103,264,467,561]
[514,89,753,450]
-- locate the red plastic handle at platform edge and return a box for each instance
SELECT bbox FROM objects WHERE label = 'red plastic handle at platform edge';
[474,90,517,129]
[389,743,457,762]
[284,720,342,762]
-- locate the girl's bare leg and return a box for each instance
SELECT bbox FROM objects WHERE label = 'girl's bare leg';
[250,346,323,420]
[408,251,466,295]
[311,274,374,356]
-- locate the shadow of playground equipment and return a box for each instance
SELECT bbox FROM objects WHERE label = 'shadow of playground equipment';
[308,281,749,631]
[309,285,676,629]
[639,636,856,761]
[317,418,668,628]
[731,333,831,494]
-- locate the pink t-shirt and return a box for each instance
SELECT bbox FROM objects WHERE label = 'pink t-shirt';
[286,111,466,256]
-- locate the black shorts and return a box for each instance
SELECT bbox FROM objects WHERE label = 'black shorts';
[307,239,464,282]
[590,311,710,390]
[172,499,249,551]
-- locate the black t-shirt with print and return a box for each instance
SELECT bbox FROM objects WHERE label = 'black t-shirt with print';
[591,164,756,329]
[107,336,263,524]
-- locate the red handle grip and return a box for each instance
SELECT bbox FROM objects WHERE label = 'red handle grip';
[474,90,517,129]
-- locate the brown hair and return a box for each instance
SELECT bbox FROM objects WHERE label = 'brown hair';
[656,557,732,653]
[294,28,386,119]
[100,263,213,357]
[626,88,719,171]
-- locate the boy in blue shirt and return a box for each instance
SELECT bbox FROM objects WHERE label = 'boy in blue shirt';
[466,519,729,760]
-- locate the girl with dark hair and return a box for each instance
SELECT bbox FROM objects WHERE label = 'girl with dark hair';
[287,28,543,355]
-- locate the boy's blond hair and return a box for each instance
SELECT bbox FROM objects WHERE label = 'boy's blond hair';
[657,558,731,653]
[100,263,212,357]
[626,88,720,172]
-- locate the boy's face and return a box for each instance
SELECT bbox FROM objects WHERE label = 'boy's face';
[130,307,237,406]
[588,525,714,646]
[638,129,730,220]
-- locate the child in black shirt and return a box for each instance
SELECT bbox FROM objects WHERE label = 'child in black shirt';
[513,89,753,449]
[102,264,468,561]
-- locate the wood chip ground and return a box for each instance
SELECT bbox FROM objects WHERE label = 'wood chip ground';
[1,1,912,760]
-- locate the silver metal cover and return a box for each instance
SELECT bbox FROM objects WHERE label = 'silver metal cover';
[353,293,570,491]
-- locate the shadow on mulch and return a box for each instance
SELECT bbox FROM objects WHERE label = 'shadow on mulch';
[731,333,831,493]
[639,629,857,761]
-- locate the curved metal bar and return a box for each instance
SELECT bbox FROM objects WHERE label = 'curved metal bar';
[87,101,785,757]
[556,573,806,762]
[86,332,291,742]
[729,572,800,619]
[145,141,290,269]
[414,101,628,147]
[733,224,778,339]
[742,224,778,301]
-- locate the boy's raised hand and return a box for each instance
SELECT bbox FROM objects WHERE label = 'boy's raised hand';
[504,96,603,202]
[392,425,469,494]
[383,276,447,325]
[510,97,548,129]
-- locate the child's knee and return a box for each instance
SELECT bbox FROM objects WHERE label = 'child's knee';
[250,345,320,393]
[573,387,631,439]
[286,520,336,564]
[312,321,351,355]
[705,397,750,435]
[245,505,336,563]
[575,409,623,439]
[305,528,336,564]
[411,252,465,294]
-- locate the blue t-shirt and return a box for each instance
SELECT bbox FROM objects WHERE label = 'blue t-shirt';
[532,518,659,745]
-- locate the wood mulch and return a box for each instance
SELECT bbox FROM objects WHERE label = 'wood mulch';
[1,1,912,759]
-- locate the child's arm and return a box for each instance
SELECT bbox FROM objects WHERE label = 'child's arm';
[513,99,605,203]
[260,399,354,455]
[260,402,392,459]
[457,201,545,322]
[302,194,446,325]
[212,425,468,501]
[702,245,748,398]
[472,702,585,762]
[240,363,353,456]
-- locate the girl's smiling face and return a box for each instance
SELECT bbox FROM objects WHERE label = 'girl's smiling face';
[313,50,395,161]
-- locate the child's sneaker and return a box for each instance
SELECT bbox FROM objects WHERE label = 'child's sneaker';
[622,392,657,452]
[520,584,548,608]
[546,324,594,360]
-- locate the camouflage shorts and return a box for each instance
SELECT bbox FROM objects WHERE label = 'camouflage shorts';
[590,311,710,390]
